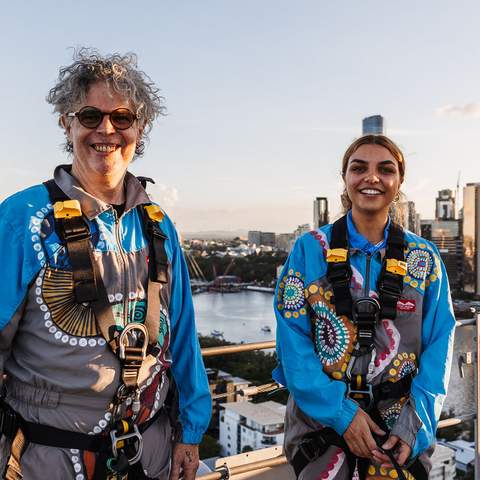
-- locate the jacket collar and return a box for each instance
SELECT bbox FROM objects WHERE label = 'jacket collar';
[53,164,151,220]
[346,210,391,255]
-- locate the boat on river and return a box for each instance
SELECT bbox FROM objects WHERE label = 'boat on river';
[210,329,224,337]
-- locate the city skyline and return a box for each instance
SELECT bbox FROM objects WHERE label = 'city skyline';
[1,2,480,233]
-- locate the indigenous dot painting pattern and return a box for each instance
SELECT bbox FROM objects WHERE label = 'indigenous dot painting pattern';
[312,301,350,367]
[404,242,440,291]
[277,269,307,319]
[366,464,415,480]
[379,400,405,431]
[309,229,328,255]
[370,320,400,382]
[304,282,356,380]
[317,448,345,480]
[388,352,417,382]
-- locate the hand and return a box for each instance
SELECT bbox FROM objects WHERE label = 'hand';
[343,409,386,459]
[169,443,200,480]
[372,435,411,467]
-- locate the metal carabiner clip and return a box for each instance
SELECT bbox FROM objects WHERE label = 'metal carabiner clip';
[118,323,149,361]
[110,421,144,466]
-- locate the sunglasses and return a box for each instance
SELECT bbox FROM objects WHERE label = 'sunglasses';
[67,106,137,130]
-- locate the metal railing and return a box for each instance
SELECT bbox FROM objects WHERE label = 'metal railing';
[200,317,478,478]
[201,341,275,357]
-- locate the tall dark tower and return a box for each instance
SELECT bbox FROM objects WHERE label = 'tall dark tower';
[362,115,384,135]
[313,197,329,229]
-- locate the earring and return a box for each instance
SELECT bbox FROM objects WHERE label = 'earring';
[394,192,400,203]
[65,140,73,153]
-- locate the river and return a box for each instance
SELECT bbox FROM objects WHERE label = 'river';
[193,291,474,418]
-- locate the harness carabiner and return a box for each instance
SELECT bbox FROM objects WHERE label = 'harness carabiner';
[109,419,144,471]
[119,323,149,361]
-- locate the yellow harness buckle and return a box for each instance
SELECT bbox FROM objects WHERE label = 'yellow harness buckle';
[53,200,82,219]
[144,204,164,222]
[326,248,348,263]
[386,258,407,276]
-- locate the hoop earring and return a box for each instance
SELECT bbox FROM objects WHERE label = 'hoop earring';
[393,192,400,203]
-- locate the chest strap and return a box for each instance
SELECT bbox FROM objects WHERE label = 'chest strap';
[326,215,406,322]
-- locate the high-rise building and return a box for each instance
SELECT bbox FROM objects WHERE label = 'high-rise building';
[248,231,261,246]
[421,219,462,291]
[436,189,456,220]
[247,231,276,247]
[398,200,420,234]
[463,183,480,295]
[362,115,384,135]
[313,197,329,229]
[420,188,463,291]
[276,233,295,252]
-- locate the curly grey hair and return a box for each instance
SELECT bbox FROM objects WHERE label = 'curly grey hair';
[46,48,166,156]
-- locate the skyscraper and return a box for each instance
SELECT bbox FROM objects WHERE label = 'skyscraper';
[463,183,480,294]
[420,189,462,292]
[362,115,384,135]
[435,189,455,220]
[313,197,329,229]
[397,200,420,234]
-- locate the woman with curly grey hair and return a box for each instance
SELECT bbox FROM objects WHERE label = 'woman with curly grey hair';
[0,49,211,480]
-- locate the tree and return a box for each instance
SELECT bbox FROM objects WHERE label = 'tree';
[199,434,222,459]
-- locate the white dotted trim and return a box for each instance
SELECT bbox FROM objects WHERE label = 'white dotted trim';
[29,203,52,266]
[69,448,84,479]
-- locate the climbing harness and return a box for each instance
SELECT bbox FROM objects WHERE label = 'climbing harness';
[292,215,426,480]
[326,214,407,408]
[1,170,172,479]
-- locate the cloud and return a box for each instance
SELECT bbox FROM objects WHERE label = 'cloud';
[147,184,179,207]
[436,103,480,118]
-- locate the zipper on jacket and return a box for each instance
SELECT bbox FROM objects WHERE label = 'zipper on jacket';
[113,209,129,326]
[364,253,371,297]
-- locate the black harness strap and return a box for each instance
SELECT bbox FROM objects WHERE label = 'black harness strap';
[0,399,162,453]
[326,215,352,317]
[379,222,406,320]
[43,180,98,303]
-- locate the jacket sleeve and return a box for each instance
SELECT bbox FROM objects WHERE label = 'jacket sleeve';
[0,195,41,386]
[394,246,456,457]
[167,225,212,444]
[273,237,358,435]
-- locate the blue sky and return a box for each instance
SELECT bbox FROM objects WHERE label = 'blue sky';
[1,1,479,233]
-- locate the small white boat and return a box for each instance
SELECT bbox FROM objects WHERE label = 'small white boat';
[261,326,271,333]
[210,330,224,337]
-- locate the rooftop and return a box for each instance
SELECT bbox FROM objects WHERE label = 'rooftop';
[221,400,286,426]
